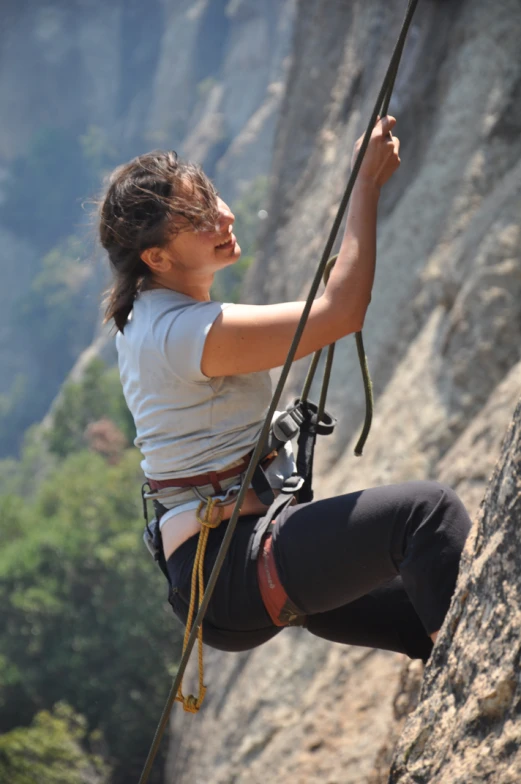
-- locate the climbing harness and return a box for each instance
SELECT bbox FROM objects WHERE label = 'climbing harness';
[257,518,306,627]
[138,1,420,780]
[142,393,336,628]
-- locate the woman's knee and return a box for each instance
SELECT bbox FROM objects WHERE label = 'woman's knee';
[415,480,470,521]
[403,480,472,551]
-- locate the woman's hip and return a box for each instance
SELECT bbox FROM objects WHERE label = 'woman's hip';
[166,514,279,650]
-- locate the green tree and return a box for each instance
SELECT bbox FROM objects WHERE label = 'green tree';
[0,424,57,500]
[0,703,109,784]
[0,449,182,784]
[47,358,135,459]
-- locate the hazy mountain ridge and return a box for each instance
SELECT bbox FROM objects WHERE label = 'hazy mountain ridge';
[0,0,295,455]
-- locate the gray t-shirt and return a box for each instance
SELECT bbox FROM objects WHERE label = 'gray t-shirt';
[116,288,277,481]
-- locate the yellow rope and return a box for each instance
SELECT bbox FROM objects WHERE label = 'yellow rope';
[175,497,223,713]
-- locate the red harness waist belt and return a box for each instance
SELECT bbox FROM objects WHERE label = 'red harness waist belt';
[147,452,253,495]
[146,450,278,495]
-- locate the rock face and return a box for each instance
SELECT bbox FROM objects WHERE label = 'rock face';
[390,395,521,783]
[165,0,521,781]
[167,634,404,784]
[0,0,295,192]
[146,0,296,200]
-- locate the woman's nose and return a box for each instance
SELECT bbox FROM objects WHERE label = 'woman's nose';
[217,199,235,229]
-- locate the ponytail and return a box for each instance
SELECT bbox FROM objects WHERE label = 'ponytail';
[104,265,147,333]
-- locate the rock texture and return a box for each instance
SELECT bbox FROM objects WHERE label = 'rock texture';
[0,0,295,192]
[165,0,521,781]
[167,634,404,784]
[390,394,521,783]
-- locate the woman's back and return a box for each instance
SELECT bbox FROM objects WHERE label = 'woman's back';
[117,287,272,479]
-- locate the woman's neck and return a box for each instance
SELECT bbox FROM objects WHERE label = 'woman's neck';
[142,274,213,302]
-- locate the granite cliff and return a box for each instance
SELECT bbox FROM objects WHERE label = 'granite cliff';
[166,0,521,781]
[11,0,519,778]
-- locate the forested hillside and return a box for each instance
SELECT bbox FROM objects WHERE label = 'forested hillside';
[0,0,294,457]
[0,1,295,781]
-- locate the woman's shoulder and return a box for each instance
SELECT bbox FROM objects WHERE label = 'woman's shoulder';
[120,290,233,384]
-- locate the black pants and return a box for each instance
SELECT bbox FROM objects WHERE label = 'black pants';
[166,481,471,661]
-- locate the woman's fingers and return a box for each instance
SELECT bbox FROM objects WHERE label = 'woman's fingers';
[353,115,401,186]
[380,114,397,131]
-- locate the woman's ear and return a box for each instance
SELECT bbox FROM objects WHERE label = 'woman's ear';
[141,246,171,273]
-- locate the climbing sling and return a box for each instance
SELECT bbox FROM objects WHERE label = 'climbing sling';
[138,0,420,779]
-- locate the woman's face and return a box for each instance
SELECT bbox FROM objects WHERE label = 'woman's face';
[165,195,241,274]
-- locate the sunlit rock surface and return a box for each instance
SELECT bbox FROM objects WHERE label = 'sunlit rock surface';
[166,0,521,781]
[391,395,521,783]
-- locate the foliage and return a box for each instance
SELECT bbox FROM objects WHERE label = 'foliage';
[47,357,135,459]
[0,448,183,784]
[0,119,120,458]
[15,234,100,365]
[0,234,102,457]
[79,125,119,182]
[0,425,57,499]
[232,175,269,259]
[0,703,110,784]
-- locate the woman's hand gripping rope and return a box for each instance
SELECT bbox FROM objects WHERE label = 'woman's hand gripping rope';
[351,115,401,189]
[175,497,224,713]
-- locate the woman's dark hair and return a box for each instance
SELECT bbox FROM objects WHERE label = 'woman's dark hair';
[99,150,219,332]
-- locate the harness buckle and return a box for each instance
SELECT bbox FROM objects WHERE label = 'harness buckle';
[271,404,305,443]
[280,473,304,494]
[143,517,162,561]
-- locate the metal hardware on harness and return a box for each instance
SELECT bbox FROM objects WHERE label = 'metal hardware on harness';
[143,517,161,561]
[250,475,304,563]
[192,482,241,506]
[271,405,305,443]
[141,485,172,585]
[141,481,151,526]
[142,481,164,564]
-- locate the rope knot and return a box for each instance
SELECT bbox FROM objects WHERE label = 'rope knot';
[177,689,206,714]
[196,498,224,529]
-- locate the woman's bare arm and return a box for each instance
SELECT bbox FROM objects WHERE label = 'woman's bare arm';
[201,116,400,378]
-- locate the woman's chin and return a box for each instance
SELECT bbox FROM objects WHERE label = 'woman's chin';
[231,241,241,260]
[217,240,241,265]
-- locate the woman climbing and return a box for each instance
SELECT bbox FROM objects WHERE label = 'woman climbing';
[99,115,471,670]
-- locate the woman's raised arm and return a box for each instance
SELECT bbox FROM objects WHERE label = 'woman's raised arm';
[201,116,400,378]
